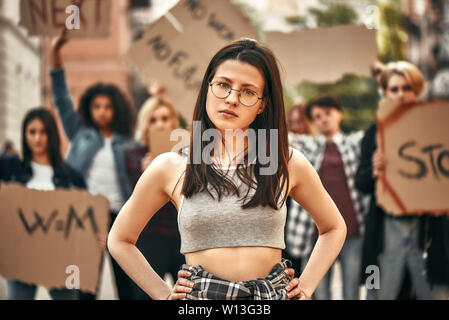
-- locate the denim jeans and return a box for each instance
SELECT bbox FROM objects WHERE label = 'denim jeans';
[7,280,79,300]
[313,236,362,300]
[378,215,434,300]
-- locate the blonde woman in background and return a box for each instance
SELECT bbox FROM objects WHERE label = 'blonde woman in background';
[134,97,181,172]
[124,96,185,300]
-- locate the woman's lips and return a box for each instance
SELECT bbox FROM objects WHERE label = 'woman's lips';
[219,110,238,118]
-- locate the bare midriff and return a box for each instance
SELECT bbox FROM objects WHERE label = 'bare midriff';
[184,246,283,282]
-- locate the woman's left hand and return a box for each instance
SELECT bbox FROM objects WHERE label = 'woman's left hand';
[284,268,311,300]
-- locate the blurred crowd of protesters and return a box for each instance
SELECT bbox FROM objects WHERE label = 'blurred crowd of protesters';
[0,30,448,300]
[285,60,449,300]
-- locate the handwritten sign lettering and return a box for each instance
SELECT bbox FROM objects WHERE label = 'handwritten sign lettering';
[376,99,449,216]
[0,183,109,293]
[19,0,111,38]
[129,0,257,127]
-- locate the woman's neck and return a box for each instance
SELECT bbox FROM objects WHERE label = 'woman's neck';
[32,153,51,166]
[214,129,252,166]
[101,128,113,138]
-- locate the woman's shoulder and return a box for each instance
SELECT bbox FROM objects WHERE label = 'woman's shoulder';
[288,147,308,164]
[0,155,23,171]
[0,155,28,184]
[136,150,186,191]
[287,147,313,186]
[55,163,87,189]
[151,150,187,171]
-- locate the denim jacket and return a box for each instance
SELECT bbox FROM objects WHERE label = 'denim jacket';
[49,68,137,202]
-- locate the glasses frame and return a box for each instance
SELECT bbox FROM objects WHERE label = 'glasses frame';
[209,81,264,107]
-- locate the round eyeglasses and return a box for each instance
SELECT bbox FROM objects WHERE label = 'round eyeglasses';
[209,82,264,107]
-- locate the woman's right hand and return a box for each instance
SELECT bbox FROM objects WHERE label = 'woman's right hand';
[166,270,195,300]
[372,149,386,178]
[147,79,166,97]
[50,28,69,69]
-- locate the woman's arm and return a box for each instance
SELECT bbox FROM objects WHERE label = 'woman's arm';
[288,148,347,298]
[107,152,181,300]
[49,30,83,141]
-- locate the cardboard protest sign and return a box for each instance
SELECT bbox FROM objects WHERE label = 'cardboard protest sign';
[375,99,449,216]
[265,25,377,85]
[0,183,110,294]
[150,128,190,157]
[19,0,111,38]
[129,0,258,127]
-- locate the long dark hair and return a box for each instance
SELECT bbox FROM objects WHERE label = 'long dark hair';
[78,84,134,137]
[180,39,291,210]
[22,107,63,168]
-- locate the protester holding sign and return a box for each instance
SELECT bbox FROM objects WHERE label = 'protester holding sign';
[49,30,138,300]
[124,96,185,299]
[0,107,86,300]
[355,61,439,299]
[108,39,347,300]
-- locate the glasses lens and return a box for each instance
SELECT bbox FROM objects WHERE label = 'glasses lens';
[240,89,258,106]
[211,83,230,99]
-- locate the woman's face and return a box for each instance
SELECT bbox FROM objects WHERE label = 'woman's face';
[206,60,266,135]
[288,110,306,134]
[385,74,417,104]
[90,94,115,130]
[149,105,175,131]
[26,118,48,158]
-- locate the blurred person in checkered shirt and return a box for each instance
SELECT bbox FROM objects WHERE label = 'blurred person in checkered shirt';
[282,102,317,283]
[287,94,369,300]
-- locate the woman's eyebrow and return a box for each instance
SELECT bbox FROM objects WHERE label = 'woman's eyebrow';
[215,76,260,90]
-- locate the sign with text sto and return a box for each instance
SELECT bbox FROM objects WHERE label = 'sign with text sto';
[376,99,449,216]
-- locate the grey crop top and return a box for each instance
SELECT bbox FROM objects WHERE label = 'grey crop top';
[178,162,287,254]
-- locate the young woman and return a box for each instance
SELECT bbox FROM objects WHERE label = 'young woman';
[108,39,347,300]
[0,108,86,300]
[50,31,138,300]
[287,102,316,136]
[356,61,436,299]
[124,96,186,299]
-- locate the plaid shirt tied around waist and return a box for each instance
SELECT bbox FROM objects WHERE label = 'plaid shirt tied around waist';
[180,259,292,300]
[287,132,370,258]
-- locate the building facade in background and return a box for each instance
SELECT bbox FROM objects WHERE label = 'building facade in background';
[0,0,42,154]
